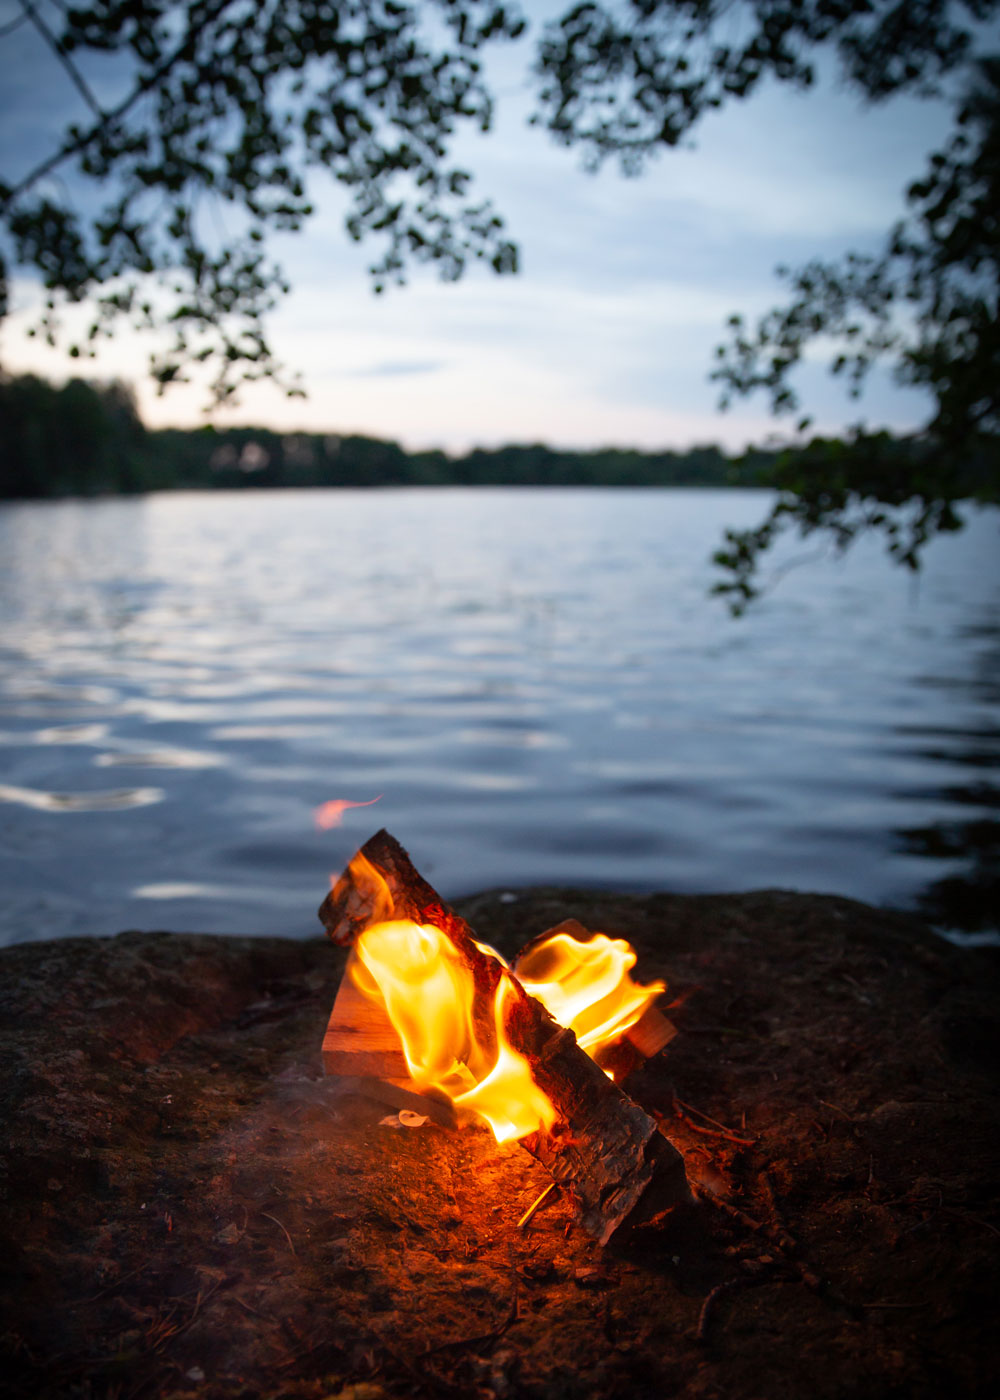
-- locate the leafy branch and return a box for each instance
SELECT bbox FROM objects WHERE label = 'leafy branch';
[710,53,1000,611]
[1,0,527,403]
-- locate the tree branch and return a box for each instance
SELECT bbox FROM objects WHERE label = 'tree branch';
[2,0,236,210]
[19,0,104,121]
[0,10,31,39]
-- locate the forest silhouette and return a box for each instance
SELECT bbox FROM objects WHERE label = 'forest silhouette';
[0,369,777,497]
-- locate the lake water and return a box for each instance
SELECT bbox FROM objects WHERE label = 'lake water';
[1,488,997,947]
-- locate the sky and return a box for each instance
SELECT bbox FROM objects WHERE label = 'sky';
[0,1,982,455]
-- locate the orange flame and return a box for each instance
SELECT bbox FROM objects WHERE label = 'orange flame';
[514,932,665,1057]
[314,795,382,830]
[350,912,666,1142]
[353,920,556,1143]
[330,849,394,914]
[454,976,557,1143]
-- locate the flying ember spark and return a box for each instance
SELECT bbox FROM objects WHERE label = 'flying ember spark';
[314,795,383,830]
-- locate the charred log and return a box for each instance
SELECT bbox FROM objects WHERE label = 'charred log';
[320,829,690,1244]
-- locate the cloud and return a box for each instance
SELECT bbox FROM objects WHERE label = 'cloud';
[342,360,448,378]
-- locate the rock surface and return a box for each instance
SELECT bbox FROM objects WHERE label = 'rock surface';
[1,888,998,1399]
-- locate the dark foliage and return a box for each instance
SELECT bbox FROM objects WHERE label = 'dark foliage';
[0,372,154,497]
[529,2,1000,607]
[712,52,1000,608]
[1,0,526,402]
[0,370,772,495]
[532,0,997,166]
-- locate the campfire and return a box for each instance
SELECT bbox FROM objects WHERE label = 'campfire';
[320,830,691,1244]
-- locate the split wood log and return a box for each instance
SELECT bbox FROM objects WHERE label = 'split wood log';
[319,829,690,1245]
[513,917,677,1077]
[322,957,461,1128]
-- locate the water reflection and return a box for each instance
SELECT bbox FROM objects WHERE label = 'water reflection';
[889,610,1000,935]
[0,489,997,944]
[0,781,164,811]
[95,747,227,769]
[899,808,1000,934]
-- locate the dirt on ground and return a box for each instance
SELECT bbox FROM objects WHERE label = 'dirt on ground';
[1,887,998,1399]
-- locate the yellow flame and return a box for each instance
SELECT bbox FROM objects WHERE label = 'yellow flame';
[453,977,557,1143]
[515,931,664,1056]
[350,915,666,1141]
[330,850,395,922]
[353,920,556,1142]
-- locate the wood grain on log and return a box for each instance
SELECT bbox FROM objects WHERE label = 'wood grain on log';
[320,829,690,1244]
[322,958,460,1127]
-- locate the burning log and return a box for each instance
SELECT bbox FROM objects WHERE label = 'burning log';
[512,917,677,1078]
[320,829,690,1245]
[322,959,462,1128]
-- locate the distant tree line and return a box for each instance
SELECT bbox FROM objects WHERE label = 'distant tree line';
[0,371,782,499]
[0,373,152,497]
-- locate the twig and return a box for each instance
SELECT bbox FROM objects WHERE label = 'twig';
[517,1181,558,1230]
[694,1186,822,1290]
[230,1293,271,1320]
[677,1098,751,1139]
[144,1307,180,1353]
[19,0,104,119]
[760,1172,780,1214]
[273,1316,343,1374]
[696,1277,765,1344]
[4,0,235,208]
[818,1099,853,1120]
[421,1280,520,1358]
[760,1172,793,1249]
[695,1184,769,1235]
[69,1262,148,1306]
[0,10,30,36]
[261,1211,296,1256]
[174,1278,222,1332]
[673,1099,756,1146]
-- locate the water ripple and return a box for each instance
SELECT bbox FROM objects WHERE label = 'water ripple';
[0,489,997,942]
[94,748,226,770]
[0,782,164,812]
[36,724,109,745]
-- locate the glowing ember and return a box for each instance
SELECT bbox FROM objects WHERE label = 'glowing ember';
[314,795,382,830]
